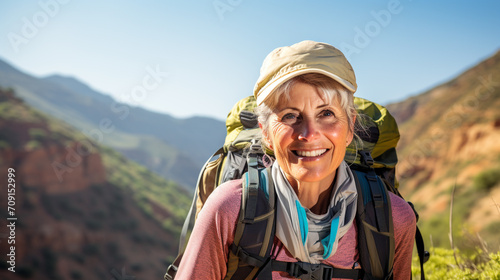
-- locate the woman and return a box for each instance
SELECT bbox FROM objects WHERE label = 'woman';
[176,40,416,279]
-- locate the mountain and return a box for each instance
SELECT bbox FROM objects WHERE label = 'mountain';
[386,50,500,250]
[0,59,226,189]
[0,88,190,279]
[42,75,113,104]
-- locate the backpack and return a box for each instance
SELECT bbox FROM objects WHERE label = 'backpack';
[165,96,428,280]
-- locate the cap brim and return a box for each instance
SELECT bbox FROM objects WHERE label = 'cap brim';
[256,68,356,105]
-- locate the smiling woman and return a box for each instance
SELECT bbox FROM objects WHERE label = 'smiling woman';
[257,75,355,212]
[174,40,416,280]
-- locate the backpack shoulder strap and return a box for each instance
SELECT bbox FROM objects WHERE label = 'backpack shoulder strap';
[352,168,395,280]
[353,150,429,280]
[351,150,395,280]
[225,145,276,280]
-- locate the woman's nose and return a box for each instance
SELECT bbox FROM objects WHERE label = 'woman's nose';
[297,119,320,141]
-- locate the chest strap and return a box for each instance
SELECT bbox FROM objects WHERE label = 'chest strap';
[258,259,364,280]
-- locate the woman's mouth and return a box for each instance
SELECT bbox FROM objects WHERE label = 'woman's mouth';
[292,149,328,157]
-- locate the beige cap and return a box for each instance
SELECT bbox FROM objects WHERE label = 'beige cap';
[253,40,357,105]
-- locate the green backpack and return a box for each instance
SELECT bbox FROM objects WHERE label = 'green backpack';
[165,96,427,280]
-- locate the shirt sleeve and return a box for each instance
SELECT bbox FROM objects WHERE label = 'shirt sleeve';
[390,192,417,280]
[175,180,242,280]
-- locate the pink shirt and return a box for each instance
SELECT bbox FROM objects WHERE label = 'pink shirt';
[176,179,416,279]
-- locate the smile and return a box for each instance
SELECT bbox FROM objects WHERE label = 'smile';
[293,149,328,157]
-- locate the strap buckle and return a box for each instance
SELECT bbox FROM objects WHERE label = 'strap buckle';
[164,264,177,280]
[286,262,333,280]
[359,150,374,166]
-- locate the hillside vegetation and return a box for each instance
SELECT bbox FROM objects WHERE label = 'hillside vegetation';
[0,88,190,280]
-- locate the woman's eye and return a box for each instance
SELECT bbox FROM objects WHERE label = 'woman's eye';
[320,110,335,118]
[282,113,299,124]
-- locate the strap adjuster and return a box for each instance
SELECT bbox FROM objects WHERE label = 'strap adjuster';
[285,262,333,280]
[359,150,374,166]
[230,244,266,268]
[164,264,177,280]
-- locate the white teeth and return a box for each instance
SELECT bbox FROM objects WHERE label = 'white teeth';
[296,149,327,157]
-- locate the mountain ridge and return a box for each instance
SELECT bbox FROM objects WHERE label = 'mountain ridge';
[42,74,116,105]
[0,59,226,189]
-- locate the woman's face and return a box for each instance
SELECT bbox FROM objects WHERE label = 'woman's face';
[263,82,354,187]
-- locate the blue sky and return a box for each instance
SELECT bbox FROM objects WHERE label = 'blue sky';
[1,0,499,121]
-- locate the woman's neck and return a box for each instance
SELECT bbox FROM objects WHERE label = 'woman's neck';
[286,172,337,215]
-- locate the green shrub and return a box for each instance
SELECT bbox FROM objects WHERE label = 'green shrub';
[412,248,500,279]
[24,140,41,151]
[85,219,102,231]
[485,221,500,233]
[0,140,10,149]
[29,128,47,141]
[474,167,500,191]
[90,184,104,194]
[82,244,100,256]
[110,220,138,231]
[70,253,85,264]
[482,222,500,249]
[106,242,120,256]
[91,209,107,219]
[59,200,83,215]
[131,263,143,272]
[163,219,182,236]
[70,270,83,280]
[130,232,156,245]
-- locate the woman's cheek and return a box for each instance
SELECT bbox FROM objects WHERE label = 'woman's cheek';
[270,122,291,145]
[269,121,294,162]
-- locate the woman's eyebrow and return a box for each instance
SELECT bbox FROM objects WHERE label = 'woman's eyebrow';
[277,104,332,111]
[278,106,300,111]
